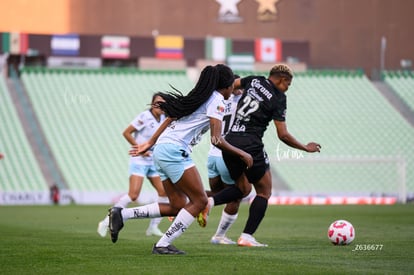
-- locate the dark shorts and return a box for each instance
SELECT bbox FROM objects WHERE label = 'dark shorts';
[222,134,270,183]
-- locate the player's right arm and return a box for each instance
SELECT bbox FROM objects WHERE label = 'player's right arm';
[130,117,174,156]
[122,125,138,146]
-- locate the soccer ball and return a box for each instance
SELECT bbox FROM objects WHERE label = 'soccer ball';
[328,220,355,245]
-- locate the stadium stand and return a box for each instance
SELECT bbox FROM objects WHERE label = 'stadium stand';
[383,71,414,112]
[20,68,196,198]
[0,75,48,192]
[16,68,414,203]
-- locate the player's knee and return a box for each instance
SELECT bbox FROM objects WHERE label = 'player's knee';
[128,192,139,201]
[169,198,186,210]
[193,194,208,211]
[239,184,252,197]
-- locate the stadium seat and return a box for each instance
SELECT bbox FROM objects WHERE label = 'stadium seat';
[0,76,48,192]
[21,69,196,193]
[18,68,414,200]
[383,71,414,112]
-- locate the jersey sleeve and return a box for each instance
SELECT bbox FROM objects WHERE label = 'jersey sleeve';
[206,94,226,121]
[240,76,254,89]
[130,112,146,131]
[272,96,287,121]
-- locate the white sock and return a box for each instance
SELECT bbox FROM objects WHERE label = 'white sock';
[121,202,161,221]
[240,232,253,240]
[149,217,163,228]
[215,210,238,237]
[148,196,169,228]
[156,208,194,247]
[209,197,215,207]
[114,194,132,208]
[158,196,169,204]
[101,194,133,225]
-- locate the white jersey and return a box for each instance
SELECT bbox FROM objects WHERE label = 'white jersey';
[130,110,166,165]
[208,93,242,157]
[157,91,226,153]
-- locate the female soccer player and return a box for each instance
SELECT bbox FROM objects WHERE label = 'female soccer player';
[97,93,168,238]
[108,64,253,254]
[206,79,243,245]
[198,64,321,247]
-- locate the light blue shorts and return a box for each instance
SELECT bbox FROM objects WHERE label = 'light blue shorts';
[129,163,159,178]
[153,143,195,184]
[207,155,234,185]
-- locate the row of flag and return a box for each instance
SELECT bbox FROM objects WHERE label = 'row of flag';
[1,33,282,63]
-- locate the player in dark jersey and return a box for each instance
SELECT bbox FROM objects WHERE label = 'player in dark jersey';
[197,64,321,247]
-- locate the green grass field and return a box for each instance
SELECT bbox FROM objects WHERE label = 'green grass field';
[0,204,413,274]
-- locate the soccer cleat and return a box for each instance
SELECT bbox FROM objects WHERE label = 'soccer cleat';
[197,199,212,228]
[146,226,164,237]
[109,207,124,243]
[237,234,268,247]
[210,235,236,245]
[152,244,186,255]
[97,220,108,237]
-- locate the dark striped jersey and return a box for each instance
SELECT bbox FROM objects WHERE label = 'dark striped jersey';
[229,75,286,138]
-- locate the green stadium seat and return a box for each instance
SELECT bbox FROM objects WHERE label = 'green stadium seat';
[19,69,414,200]
[384,71,414,112]
[0,76,48,192]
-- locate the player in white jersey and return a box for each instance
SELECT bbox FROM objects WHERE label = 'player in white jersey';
[97,93,168,238]
[108,64,253,255]
[207,83,243,245]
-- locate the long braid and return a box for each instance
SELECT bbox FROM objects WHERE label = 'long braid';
[158,65,221,119]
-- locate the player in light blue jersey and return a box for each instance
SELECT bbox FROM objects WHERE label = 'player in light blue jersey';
[108,64,253,255]
[97,93,168,238]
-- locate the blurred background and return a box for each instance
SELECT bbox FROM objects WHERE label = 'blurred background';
[0,0,413,205]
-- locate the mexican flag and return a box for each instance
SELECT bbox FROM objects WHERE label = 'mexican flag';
[2,32,29,54]
[205,37,232,62]
[255,38,282,63]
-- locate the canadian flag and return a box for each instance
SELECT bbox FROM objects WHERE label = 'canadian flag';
[255,38,282,63]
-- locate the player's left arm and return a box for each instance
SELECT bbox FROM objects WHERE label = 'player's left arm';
[274,120,321,153]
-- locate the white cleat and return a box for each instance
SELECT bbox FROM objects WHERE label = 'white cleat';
[237,233,268,247]
[146,226,164,237]
[97,220,109,237]
[210,235,236,245]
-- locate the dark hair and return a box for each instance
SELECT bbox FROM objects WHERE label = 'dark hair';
[158,64,234,119]
[151,92,164,104]
[269,64,293,80]
[216,64,235,90]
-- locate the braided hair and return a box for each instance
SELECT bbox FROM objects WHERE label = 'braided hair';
[158,64,234,119]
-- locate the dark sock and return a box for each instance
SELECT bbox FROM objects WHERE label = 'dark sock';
[212,185,243,206]
[243,196,268,235]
